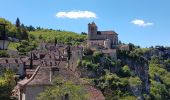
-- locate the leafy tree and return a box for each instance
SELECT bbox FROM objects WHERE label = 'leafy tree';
[15,18,22,39]
[164,59,170,71]
[0,69,15,100]
[0,50,9,57]
[150,55,161,64]
[26,25,35,31]
[121,65,131,77]
[17,40,37,55]
[150,80,168,100]
[36,77,89,100]
[128,77,142,87]
[20,24,28,39]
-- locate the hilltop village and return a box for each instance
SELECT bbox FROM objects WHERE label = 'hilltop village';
[1,19,170,100]
[0,22,128,100]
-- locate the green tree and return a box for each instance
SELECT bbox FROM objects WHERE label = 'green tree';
[0,69,15,100]
[36,78,89,100]
[20,24,28,39]
[15,17,20,28]
[121,65,131,77]
[17,40,37,55]
[0,50,9,57]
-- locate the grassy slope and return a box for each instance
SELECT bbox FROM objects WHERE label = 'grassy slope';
[29,29,87,44]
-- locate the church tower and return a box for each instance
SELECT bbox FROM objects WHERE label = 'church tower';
[88,22,98,40]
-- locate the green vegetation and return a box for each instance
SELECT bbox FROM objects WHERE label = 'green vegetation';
[0,18,28,39]
[0,50,9,57]
[16,40,37,55]
[36,77,89,100]
[8,42,20,50]
[2,18,170,100]
[0,69,15,100]
[29,29,87,45]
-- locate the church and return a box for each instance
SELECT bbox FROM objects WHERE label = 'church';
[87,22,118,49]
[87,22,119,59]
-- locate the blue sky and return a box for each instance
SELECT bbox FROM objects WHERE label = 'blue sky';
[0,0,170,47]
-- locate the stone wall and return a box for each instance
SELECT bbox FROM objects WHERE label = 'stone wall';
[0,40,10,49]
[24,85,45,100]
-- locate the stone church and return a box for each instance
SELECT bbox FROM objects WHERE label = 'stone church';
[87,22,118,49]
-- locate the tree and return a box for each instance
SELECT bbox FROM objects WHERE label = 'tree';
[0,50,9,57]
[0,69,15,100]
[26,25,35,31]
[15,17,21,39]
[20,24,28,39]
[17,40,37,55]
[121,65,131,77]
[81,32,87,35]
[36,77,89,100]
[15,17,20,28]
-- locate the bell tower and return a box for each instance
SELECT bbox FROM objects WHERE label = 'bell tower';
[88,22,98,40]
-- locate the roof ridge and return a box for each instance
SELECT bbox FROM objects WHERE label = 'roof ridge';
[22,66,41,86]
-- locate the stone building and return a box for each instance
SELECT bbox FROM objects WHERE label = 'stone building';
[87,22,118,49]
[87,22,119,59]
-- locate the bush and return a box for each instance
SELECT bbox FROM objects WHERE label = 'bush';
[0,50,9,57]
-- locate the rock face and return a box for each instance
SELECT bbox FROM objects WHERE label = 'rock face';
[144,48,170,60]
[126,59,149,94]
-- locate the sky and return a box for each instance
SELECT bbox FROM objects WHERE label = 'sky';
[0,0,170,47]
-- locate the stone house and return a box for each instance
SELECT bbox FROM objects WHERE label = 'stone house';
[14,65,104,100]
[16,66,55,100]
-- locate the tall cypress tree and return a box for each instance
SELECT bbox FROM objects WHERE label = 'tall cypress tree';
[16,17,20,28]
[15,17,21,39]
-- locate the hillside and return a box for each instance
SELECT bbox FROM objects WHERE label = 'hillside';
[1,18,170,100]
[29,29,87,45]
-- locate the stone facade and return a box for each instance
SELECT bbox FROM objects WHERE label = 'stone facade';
[88,22,118,48]
[87,22,119,59]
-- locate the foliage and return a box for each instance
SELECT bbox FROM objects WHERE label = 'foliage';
[120,65,131,77]
[128,77,142,87]
[36,77,89,100]
[0,17,28,39]
[119,96,138,100]
[29,29,86,45]
[0,50,9,57]
[0,69,15,100]
[150,80,169,100]
[17,40,37,55]
[8,42,20,50]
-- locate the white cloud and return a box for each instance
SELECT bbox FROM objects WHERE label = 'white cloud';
[131,19,153,27]
[56,11,97,19]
